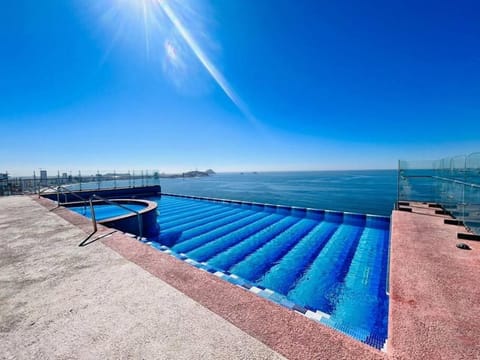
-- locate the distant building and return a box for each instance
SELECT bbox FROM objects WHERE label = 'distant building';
[0,173,8,196]
[40,170,48,186]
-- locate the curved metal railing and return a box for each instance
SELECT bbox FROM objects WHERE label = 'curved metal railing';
[38,185,89,213]
[89,194,143,239]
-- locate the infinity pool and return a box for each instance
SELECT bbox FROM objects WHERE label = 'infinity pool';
[146,194,390,349]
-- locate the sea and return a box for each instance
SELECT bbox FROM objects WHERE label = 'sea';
[69,170,398,216]
[158,170,397,217]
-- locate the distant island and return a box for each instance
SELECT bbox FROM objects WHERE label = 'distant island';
[157,169,215,179]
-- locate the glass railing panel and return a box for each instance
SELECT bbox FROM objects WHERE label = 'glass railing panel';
[398,153,480,235]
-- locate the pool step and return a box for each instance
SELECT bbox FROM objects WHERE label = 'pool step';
[187,213,284,262]
[172,211,269,253]
[161,209,255,247]
[230,219,319,282]
[287,224,365,313]
[207,216,301,271]
[258,221,339,294]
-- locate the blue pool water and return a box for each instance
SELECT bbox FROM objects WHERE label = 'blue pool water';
[69,204,146,221]
[147,194,390,349]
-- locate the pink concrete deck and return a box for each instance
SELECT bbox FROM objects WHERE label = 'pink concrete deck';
[389,203,480,359]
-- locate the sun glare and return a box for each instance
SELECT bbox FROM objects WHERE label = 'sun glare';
[93,0,257,125]
[165,40,177,61]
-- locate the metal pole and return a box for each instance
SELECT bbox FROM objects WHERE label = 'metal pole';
[34,171,38,197]
[89,198,97,233]
[396,160,400,209]
[138,214,143,239]
[462,155,467,224]
[79,171,82,191]
[97,170,100,190]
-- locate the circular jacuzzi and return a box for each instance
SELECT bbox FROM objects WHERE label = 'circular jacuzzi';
[67,199,158,238]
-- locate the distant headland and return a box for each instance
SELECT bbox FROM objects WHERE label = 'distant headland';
[156,169,215,179]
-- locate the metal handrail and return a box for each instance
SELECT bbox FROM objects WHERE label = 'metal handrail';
[398,175,480,188]
[90,194,143,238]
[38,185,89,213]
[38,186,144,238]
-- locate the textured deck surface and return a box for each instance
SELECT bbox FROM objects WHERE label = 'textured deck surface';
[0,196,285,360]
[389,203,480,359]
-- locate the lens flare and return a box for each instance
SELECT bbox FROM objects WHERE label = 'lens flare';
[90,0,258,125]
[165,41,176,61]
[156,0,257,125]
[141,0,151,58]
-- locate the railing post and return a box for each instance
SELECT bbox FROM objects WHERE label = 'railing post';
[138,213,143,239]
[462,155,467,224]
[91,194,144,239]
[396,160,400,209]
[89,198,98,233]
[34,171,38,198]
[97,170,100,190]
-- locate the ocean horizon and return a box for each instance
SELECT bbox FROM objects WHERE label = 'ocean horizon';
[157,170,397,216]
[65,170,397,216]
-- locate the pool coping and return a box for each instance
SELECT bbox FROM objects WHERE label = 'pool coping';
[34,195,386,360]
[64,198,157,223]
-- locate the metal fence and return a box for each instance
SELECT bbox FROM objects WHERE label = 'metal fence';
[398,152,480,235]
[0,169,163,196]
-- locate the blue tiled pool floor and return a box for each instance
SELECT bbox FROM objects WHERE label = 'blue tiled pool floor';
[70,203,146,221]
[146,194,390,349]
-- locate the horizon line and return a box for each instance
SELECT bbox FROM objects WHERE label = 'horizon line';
[4,168,398,178]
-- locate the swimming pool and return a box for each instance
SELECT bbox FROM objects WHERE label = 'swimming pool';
[69,203,146,221]
[68,199,159,237]
[147,194,390,349]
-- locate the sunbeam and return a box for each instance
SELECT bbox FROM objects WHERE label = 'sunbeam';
[155,0,257,125]
[90,0,258,126]
[141,0,151,59]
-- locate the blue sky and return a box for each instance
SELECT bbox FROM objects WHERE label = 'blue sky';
[1,0,479,175]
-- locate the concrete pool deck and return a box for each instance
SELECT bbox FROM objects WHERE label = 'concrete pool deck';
[1,196,479,359]
[0,196,285,360]
[389,203,480,359]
